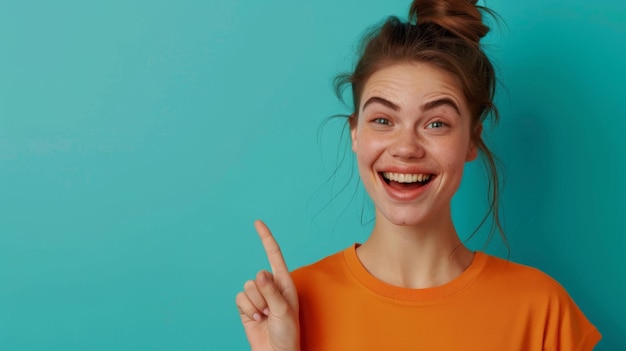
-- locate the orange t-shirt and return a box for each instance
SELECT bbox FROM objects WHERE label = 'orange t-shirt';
[291,245,601,351]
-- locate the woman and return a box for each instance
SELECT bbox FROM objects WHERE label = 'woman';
[235,0,601,350]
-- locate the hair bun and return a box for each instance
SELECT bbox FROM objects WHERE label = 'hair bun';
[409,0,490,44]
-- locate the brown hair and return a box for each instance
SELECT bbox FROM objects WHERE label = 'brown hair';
[335,0,507,248]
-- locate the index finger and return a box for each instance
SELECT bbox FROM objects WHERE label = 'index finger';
[254,220,289,276]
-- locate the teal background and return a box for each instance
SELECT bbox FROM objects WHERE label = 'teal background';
[1,0,624,349]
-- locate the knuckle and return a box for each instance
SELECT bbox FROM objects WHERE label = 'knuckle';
[243,279,256,292]
[234,291,247,305]
[259,278,278,295]
[235,294,256,316]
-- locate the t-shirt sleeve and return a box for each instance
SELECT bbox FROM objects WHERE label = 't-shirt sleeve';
[494,257,602,351]
[541,279,601,351]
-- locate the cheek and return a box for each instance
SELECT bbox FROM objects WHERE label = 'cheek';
[355,143,375,170]
[437,140,471,172]
[354,131,386,175]
[354,129,374,156]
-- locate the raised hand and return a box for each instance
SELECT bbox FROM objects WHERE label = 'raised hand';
[235,220,300,351]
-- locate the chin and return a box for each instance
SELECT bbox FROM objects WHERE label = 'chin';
[380,210,429,227]
[390,219,424,227]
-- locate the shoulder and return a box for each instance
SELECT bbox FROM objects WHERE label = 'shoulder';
[478,253,570,298]
[290,247,347,287]
[477,253,602,350]
[289,245,362,302]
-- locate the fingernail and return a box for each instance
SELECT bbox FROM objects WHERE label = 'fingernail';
[258,271,271,285]
[258,272,267,284]
[263,308,270,316]
[253,313,261,321]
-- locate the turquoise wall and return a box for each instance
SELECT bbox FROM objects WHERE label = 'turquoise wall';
[1,0,624,349]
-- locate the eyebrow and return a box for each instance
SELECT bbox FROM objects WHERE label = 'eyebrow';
[362,96,461,115]
[362,96,400,112]
[421,98,461,115]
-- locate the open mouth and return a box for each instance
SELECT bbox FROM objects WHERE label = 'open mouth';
[380,171,434,190]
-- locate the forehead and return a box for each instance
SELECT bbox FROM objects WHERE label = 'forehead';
[360,62,465,109]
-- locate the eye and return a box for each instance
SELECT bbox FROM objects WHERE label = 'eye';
[372,117,392,126]
[426,121,447,129]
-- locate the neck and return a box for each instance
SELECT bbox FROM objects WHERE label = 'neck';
[356,208,473,289]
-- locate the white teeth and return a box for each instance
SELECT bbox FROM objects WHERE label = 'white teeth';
[382,172,431,183]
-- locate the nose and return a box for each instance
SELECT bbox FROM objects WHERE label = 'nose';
[389,128,425,160]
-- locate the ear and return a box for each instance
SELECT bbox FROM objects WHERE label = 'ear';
[350,114,358,152]
[466,123,483,161]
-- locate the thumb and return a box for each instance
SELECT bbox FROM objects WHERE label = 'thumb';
[256,270,297,316]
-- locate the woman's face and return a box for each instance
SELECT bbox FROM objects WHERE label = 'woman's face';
[351,62,478,227]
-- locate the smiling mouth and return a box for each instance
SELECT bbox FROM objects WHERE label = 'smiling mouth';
[381,172,433,189]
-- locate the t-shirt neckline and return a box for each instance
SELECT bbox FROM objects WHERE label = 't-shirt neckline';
[343,243,489,302]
